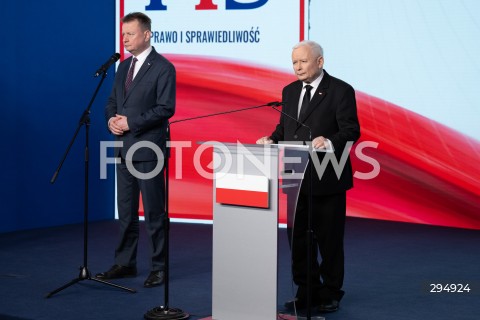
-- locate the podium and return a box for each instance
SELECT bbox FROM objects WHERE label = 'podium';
[206,142,309,320]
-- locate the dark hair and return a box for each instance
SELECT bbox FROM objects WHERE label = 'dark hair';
[122,12,151,31]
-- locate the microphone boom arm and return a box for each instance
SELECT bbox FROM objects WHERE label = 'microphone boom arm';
[169,101,281,126]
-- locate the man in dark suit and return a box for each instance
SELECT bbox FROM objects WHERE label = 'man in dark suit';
[96,12,176,288]
[257,40,360,312]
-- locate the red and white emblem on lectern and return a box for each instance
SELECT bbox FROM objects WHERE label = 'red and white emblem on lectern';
[215,173,269,208]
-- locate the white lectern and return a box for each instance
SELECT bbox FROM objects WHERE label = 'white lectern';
[204,142,309,320]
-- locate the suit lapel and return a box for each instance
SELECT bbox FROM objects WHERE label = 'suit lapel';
[290,81,303,118]
[123,48,156,101]
[120,57,132,99]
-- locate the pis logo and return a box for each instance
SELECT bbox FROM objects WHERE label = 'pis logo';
[146,0,268,10]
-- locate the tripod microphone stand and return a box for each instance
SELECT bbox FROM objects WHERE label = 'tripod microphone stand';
[144,102,280,320]
[46,71,135,298]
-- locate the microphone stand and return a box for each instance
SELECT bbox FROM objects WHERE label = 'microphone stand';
[144,102,277,320]
[46,71,136,298]
[144,122,190,320]
[270,106,319,320]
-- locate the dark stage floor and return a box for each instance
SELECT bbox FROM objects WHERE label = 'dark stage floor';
[0,217,479,320]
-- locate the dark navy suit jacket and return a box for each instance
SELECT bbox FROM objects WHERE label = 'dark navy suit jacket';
[105,47,176,161]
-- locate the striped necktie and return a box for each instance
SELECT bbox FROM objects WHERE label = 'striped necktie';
[124,57,138,92]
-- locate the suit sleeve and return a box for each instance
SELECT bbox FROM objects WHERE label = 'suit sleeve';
[328,84,360,151]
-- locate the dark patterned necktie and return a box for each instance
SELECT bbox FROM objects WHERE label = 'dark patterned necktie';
[299,84,313,119]
[124,57,138,92]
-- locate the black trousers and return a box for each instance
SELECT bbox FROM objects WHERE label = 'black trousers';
[291,191,347,302]
[114,160,166,272]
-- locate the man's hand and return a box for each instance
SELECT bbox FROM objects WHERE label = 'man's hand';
[108,114,129,135]
[312,136,329,149]
[114,115,129,132]
[256,136,274,144]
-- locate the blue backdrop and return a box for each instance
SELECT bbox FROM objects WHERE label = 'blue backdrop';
[2,1,116,233]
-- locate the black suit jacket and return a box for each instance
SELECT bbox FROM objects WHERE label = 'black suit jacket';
[105,47,176,161]
[270,70,360,195]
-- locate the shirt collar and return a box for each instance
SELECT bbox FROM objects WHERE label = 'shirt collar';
[132,46,152,65]
[303,70,324,91]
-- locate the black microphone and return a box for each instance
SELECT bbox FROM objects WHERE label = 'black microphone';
[94,53,121,77]
[266,101,283,106]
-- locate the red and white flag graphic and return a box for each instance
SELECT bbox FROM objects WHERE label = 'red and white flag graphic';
[215,173,269,208]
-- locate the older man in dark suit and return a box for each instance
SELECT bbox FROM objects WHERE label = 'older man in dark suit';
[257,40,360,312]
[96,12,176,288]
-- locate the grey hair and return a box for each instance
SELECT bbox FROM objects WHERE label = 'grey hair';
[293,40,324,58]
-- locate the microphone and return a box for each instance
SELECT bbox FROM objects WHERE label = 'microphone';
[94,53,121,77]
[266,101,283,106]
